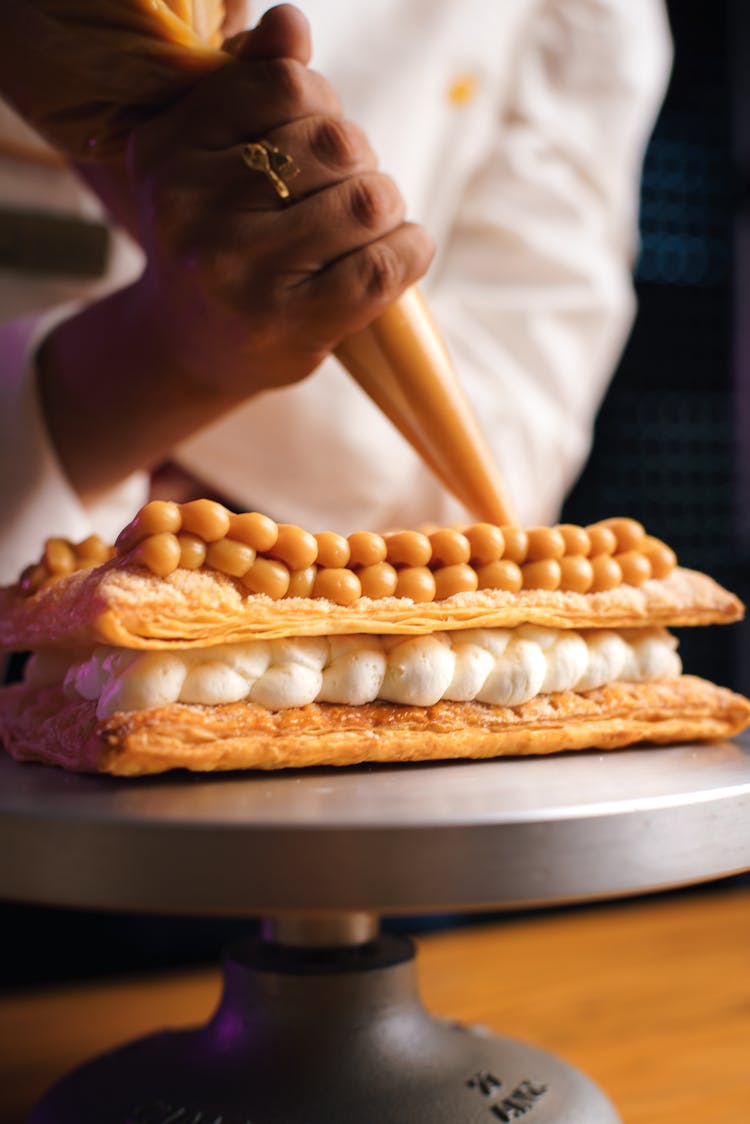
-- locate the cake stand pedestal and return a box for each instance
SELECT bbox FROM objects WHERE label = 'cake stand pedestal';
[1,732,749,1123]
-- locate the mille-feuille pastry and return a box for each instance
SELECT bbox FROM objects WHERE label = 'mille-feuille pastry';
[0,500,748,775]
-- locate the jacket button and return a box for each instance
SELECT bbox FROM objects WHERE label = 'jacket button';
[447,73,479,106]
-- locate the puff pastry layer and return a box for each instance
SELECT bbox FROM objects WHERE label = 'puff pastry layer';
[1,676,748,776]
[0,563,742,650]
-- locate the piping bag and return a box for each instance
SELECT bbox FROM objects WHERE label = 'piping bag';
[0,0,518,526]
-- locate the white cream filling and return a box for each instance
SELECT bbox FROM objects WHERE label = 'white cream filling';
[25,626,683,720]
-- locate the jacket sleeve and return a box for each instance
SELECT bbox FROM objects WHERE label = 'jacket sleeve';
[426,0,672,525]
[0,313,148,584]
[0,105,149,584]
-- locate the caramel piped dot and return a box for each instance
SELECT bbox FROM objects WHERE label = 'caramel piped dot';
[287,566,317,598]
[434,563,478,600]
[347,531,387,567]
[242,557,290,600]
[205,537,256,578]
[589,554,623,592]
[312,567,362,606]
[395,566,437,602]
[525,526,566,562]
[521,558,561,591]
[73,556,102,572]
[314,531,351,569]
[558,555,594,594]
[615,550,652,587]
[358,561,398,599]
[269,524,318,570]
[133,532,181,577]
[76,534,112,562]
[476,559,523,593]
[143,499,182,533]
[43,537,76,576]
[116,500,182,554]
[641,537,677,580]
[385,530,432,567]
[556,524,591,557]
[501,526,528,564]
[428,529,471,567]
[228,512,278,552]
[586,525,618,556]
[177,533,206,570]
[179,499,230,543]
[465,523,505,564]
[599,517,646,553]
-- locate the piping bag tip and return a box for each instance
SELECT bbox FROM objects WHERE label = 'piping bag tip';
[335,286,519,527]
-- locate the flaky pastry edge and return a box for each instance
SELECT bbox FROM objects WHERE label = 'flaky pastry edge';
[1,675,748,775]
[0,564,744,650]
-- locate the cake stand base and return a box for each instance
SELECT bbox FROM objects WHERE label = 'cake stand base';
[29,928,620,1124]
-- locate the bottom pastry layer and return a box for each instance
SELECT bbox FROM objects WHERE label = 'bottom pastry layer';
[0,674,748,775]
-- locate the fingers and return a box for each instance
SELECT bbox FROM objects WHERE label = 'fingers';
[294,222,436,343]
[177,166,422,291]
[171,114,376,211]
[225,4,312,65]
[270,172,408,271]
[131,106,382,240]
[137,107,430,310]
[263,115,377,200]
[130,58,340,177]
[163,164,433,339]
[122,0,436,387]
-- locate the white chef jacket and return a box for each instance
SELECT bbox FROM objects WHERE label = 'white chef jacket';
[0,0,672,583]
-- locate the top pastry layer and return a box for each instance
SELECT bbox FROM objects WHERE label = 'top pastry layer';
[0,560,742,651]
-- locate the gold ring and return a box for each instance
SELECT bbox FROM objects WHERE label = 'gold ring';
[240,139,299,202]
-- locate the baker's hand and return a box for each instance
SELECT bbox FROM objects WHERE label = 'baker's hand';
[127,3,434,399]
[39,4,433,502]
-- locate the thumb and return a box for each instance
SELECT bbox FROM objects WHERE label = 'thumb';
[224,4,312,64]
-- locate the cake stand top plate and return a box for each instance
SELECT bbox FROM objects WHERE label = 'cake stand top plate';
[0,733,748,916]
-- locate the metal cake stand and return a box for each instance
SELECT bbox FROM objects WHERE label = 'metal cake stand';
[1,731,749,1123]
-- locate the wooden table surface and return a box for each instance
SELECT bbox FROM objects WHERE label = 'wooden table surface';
[1,882,748,1123]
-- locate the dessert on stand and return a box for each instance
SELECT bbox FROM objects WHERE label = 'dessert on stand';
[1,504,748,1120]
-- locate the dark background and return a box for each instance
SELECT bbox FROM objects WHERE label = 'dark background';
[563,0,750,697]
[2,0,749,988]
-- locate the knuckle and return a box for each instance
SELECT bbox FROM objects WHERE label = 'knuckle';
[311,117,362,171]
[349,175,400,231]
[360,241,404,300]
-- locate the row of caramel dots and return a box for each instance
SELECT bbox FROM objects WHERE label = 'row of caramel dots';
[20,534,115,595]
[21,499,678,605]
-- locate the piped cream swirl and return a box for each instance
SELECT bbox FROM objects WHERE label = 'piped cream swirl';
[23,626,683,719]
